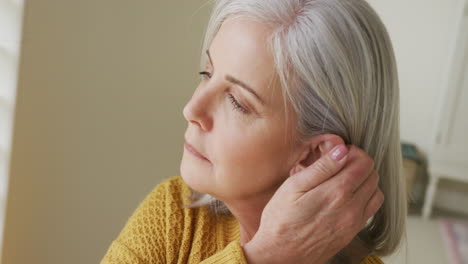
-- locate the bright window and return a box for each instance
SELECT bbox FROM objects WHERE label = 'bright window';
[0,0,24,258]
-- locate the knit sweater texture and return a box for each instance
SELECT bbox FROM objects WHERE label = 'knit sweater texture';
[100,176,384,264]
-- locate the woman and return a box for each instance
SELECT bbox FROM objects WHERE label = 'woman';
[101,0,407,263]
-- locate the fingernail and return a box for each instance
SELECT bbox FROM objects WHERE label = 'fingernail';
[330,144,348,161]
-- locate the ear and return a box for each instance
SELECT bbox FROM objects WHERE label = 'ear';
[289,134,345,176]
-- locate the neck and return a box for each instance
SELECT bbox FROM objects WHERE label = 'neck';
[221,191,274,246]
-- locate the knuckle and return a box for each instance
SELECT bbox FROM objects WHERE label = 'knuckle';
[349,145,367,159]
[337,179,349,193]
[370,171,379,187]
[350,146,375,170]
[313,159,333,176]
[378,189,385,204]
[335,193,346,204]
[361,156,375,171]
[370,189,385,212]
[368,157,375,170]
[335,183,351,203]
[347,145,361,156]
[348,161,369,179]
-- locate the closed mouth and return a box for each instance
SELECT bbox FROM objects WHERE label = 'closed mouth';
[184,142,210,162]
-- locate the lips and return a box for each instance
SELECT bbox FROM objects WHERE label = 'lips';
[184,141,210,162]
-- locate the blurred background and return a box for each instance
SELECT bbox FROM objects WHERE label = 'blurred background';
[0,0,467,263]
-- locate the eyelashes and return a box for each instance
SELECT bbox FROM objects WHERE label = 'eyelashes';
[198,71,212,79]
[227,93,248,113]
[198,71,248,114]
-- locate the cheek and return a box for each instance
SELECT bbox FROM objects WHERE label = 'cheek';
[213,127,291,192]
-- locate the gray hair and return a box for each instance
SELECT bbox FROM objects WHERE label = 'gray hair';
[189,0,407,259]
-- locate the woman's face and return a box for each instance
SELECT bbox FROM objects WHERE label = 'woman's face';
[180,17,302,202]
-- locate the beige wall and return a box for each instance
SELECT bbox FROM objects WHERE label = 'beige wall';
[2,0,468,263]
[2,1,210,263]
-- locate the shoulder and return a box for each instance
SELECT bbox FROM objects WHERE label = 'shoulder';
[144,175,192,208]
[360,255,384,264]
[121,176,191,224]
[112,176,192,244]
[152,175,191,199]
[157,175,188,190]
[101,176,193,263]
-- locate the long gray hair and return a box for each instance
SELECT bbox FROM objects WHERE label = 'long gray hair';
[189,0,407,260]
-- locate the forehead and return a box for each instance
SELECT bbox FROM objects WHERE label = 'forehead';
[207,17,283,107]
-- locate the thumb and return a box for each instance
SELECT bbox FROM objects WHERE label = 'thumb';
[288,144,349,193]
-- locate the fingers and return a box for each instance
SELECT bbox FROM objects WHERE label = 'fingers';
[345,157,383,223]
[358,171,384,221]
[288,144,349,193]
[353,170,379,205]
[324,145,375,195]
[363,187,384,221]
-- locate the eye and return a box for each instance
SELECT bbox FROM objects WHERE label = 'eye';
[227,94,248,114]
[198,71,248,115]
[198,71,212,80]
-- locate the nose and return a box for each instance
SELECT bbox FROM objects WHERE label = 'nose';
[182,89,213,132]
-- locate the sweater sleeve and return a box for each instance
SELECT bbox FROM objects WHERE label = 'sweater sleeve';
[199,240,248,264]
[100,178,170,264]
[100,240,145,264]
[198,242,383,264]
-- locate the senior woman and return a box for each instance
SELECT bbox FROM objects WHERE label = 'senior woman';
[101,0,407,263]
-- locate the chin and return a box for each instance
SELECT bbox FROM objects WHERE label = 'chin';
[180,156,212,194]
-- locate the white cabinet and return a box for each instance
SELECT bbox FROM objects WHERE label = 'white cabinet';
[422,1,468,219]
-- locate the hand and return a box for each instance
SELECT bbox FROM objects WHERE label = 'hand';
[242,144,384,264]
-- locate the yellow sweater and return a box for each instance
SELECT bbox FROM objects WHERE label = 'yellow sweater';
[101,176,384,264]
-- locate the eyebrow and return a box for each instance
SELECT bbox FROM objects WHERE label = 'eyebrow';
[206,49,266,106]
